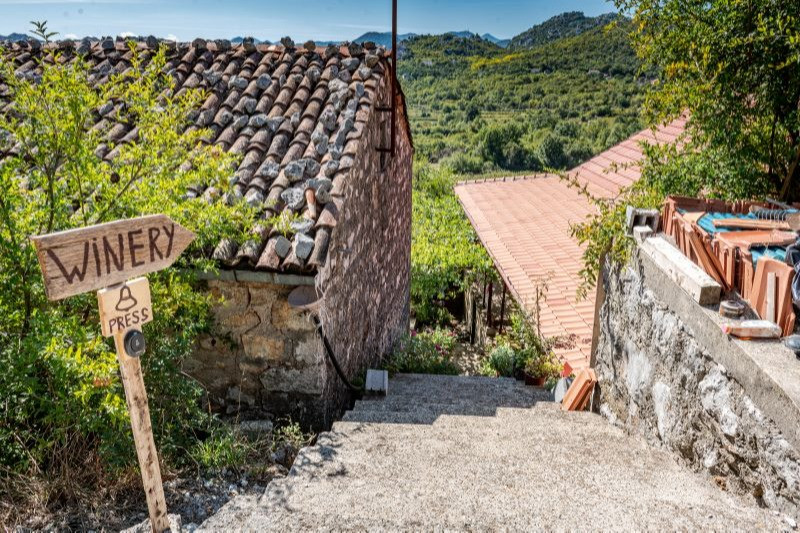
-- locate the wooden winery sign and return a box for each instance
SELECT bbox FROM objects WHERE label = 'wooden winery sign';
[31,214,195,301]
[31,215,196,533]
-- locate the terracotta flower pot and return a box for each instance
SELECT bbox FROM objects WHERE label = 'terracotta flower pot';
[524,373,546,387]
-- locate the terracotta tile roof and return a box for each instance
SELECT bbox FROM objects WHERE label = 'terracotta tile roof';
[1,36,407,274]
[568,116,687,197]
[455,118,687,370]
[456,175,595,370]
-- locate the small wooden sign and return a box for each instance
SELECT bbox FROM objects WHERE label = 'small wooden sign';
[97,277,153,337]
[31,214,195,301]
[31,215,195,533]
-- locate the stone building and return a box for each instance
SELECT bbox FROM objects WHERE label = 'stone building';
[2,36,413,428]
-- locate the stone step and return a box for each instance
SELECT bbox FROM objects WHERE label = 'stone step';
[384,378,549,406]
[387,373,525,392]
[353,394,550,414]
[391,373,519,385]
[342,405,502,424]
[331,408,604,443]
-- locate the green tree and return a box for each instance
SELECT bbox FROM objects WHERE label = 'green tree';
[573,1,800,296]
[479,123,538,170]
[617,0,800,199]
[537,133,567,169]
[0,41,257,487]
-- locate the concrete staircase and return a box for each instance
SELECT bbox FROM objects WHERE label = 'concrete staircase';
[200,374,783,530]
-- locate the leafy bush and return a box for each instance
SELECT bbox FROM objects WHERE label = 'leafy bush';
[495,311,553,365]
[479,123,539,170]
[383,329,460,375]
[480,310,558,379]
[536,133,568,169]
[442,151,489,175]
[0,42,257,494]
[480,344,516,377]
[524,352,563,380]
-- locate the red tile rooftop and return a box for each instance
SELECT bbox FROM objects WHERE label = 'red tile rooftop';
[455,117,686,370]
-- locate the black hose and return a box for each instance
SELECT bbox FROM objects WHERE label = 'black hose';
[311,314,362,394]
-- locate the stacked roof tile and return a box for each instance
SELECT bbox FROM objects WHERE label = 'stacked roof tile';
[455,118,687,370]
[0,36,400,273]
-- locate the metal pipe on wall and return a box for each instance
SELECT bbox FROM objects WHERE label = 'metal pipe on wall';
[390,0,397,157]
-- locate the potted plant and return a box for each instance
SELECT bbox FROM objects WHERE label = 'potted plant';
[523,353,563,387]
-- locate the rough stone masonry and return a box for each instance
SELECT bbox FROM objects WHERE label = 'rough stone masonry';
[186,64,413,430]
[594,247,800,519]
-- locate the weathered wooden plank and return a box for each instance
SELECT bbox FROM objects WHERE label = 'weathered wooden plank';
[114,329,170,533]
[31,215,195,300]
[766,272,777,324]
[685,227,728,290]
[639,235,721,306]
[712,218,793,231]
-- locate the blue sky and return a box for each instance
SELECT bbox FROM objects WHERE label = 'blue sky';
[0,0,616,42]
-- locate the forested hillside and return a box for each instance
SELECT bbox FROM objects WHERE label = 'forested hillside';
[509,11,620,49]
[399,17,645,173]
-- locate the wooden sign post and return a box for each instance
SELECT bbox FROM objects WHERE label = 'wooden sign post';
[32,216,195,533]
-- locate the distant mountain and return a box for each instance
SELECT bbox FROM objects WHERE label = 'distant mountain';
[0,32,30,42]
[509,11,620,49]
[447,31,476,39]
[481,33,510,48]
[400,32,502,61]
[353,31,417,48]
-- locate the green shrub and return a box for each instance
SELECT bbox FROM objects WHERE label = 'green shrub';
[0,41,257,490]
[491,310,554,372]
[411,161,492,325]
[524,352,563,380]
[442,151,488,175]
[480,344,516,377]
[383,329,460,375]
[536,133,568,169]
[479,123,539,170]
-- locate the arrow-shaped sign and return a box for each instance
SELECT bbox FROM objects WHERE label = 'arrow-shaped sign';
[31,214,195,300]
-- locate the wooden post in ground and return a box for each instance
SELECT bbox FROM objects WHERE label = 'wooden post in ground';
[98,277,169,533]
[487,281,493,327]
[114,329,170,532]
[499,284,507,333]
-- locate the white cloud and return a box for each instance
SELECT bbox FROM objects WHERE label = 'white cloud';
[164,34,178,42]
[64,33,79,40]
[119,31,136,38]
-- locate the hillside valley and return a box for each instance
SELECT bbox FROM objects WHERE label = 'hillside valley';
[398,13,645,174]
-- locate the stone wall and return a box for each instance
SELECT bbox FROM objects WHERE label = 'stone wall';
[595,246,800,517]
[186,278,326,425]
[187,70,413,430]
[314,70,413,427]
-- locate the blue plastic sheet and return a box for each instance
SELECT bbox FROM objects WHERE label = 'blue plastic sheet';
[750,246,787,268]
[676,208,794,268]
[695,212,759,234]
